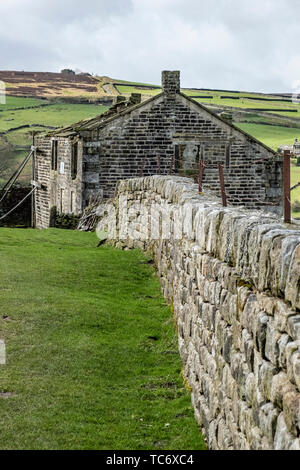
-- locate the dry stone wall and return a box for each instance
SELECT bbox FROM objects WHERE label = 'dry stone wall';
[97,175,300,450]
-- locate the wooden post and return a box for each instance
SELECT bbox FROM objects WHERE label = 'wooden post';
[283,150,291,223]
[140,158,146,177]
[218,163,227,207]
[169,155,174,175]
[198,161,205,193]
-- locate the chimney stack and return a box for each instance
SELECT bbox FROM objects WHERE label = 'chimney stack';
[161,70,180,98]
[129,93,142,105]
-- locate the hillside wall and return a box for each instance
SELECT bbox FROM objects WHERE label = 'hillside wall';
[96,175,300,450]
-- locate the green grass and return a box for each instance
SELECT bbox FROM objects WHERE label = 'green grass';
[234,123,300,151]
[181,89,300,118]
[115,85,161,96]
[0,228,205,450]
[113,79,160,87]
[0,96,48,110]
[238,114,300,127]
[193,96,300,113]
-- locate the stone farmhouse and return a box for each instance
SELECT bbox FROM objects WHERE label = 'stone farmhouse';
[278,138,300,157]
[33,71,283,229]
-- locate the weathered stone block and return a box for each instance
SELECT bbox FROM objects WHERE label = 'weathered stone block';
[265,321,281,367]
[274,412,295,450]
[255,312,269,357]
[287,315,300,341]
[258,402,279,445]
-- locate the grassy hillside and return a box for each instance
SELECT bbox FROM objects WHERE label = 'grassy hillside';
[0,228,206,450]
[0,97,109,184]
[235,123,300,151]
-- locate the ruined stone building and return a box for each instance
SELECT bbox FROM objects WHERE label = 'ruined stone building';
[33,71,283,229]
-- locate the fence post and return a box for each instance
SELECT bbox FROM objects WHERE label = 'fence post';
[169,155,174,175]
[283,149,291,223]
[218,163,227,207]
[157,154,161,175]
[198,161,205,193]
[140,158,146,177]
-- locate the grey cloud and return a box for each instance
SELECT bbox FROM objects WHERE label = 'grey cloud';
[0,0,300,92]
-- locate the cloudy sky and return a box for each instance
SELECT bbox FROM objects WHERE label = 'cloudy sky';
[1,0,300,92]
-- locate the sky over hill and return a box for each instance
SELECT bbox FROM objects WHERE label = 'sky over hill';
[1,0,300,93]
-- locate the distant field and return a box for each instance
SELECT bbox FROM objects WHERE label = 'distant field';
[192,96,300,114]
[0,228,206,450]
[235,123,300,150]
[237,114,300,127]
[0,96,48,109]
[290,165,300,218]
[235,122,300,217]
[0,99,109,184]
[0,102,108,132]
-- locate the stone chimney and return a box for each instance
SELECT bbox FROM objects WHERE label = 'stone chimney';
[129,93,142,105]
[161,70,180,98]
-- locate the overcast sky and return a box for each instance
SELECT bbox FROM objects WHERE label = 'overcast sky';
[1,0,300,92]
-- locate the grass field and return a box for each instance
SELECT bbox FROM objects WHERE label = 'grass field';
[192,97,300,114]
[235,122,300,217]
[0,96,48,110]
[235,123,300,151]
[0,228,206,450]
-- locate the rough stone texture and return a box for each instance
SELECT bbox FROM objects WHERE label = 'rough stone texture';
[33,71,282,229]
[96,175,300,450]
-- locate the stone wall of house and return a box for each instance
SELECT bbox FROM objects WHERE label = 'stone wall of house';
[96,175,300,450]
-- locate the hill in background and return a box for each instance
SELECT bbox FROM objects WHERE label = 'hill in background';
[0,70,116,100]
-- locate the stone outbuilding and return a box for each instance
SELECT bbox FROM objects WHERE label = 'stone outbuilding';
[33,71,283,229]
